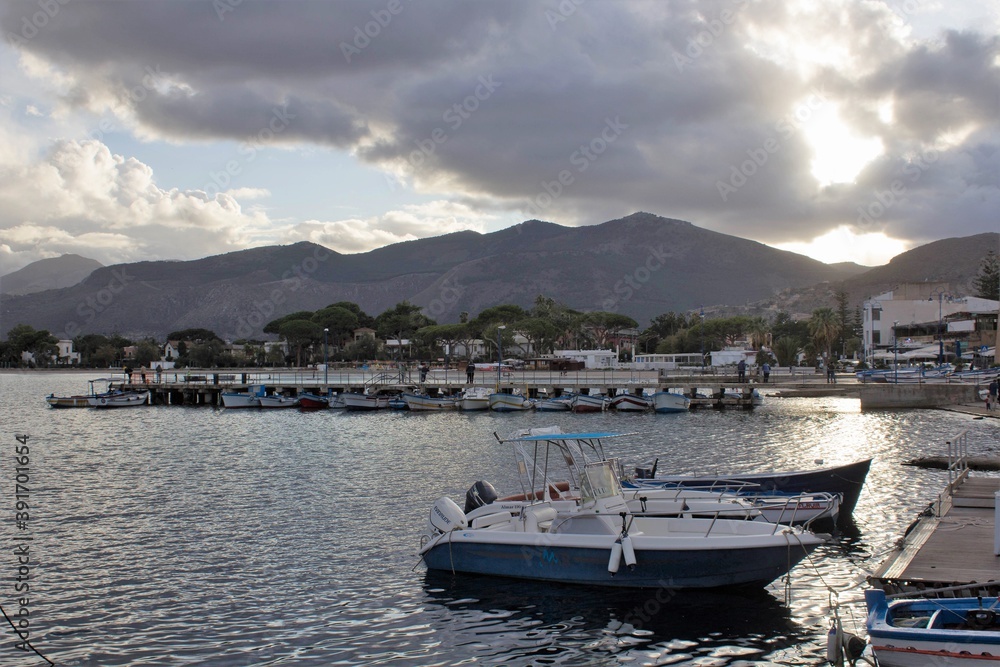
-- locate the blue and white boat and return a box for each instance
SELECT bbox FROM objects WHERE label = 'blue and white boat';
[570,393,607,413]
[535,393,574,412]
[651,390,690,413]
[220,385,266,408]
[418,428,825,588]
[864,588,1000,666]
[489,392,534,412]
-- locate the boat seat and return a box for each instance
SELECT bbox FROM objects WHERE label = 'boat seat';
[524,505,558,532]
[471,511,513,530]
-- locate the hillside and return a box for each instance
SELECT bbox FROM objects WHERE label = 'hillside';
[0,254,104,296]
[0,212,887,340]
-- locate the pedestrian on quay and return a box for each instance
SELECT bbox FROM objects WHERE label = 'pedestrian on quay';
[737,359,746,383]
[466,362,475,384]
[762,362,770,383]
[827,363,837,384]
[420,363,429,383]
[989,378,999,411]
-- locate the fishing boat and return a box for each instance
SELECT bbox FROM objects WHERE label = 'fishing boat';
[46,378,118,408]
[651,391,690,413]
[403,393,459,411]
[328,393,346,409]
[341,392,390,411]
[489,392,534,412]
[257,394,300,409]
[864,588,1000,666]
[535,393,574,412]
[297,392,330,410]
[460,386,491,411]
[570,393,607,413]
[418,428,825,588]
[220,385,265,408]
[632,458,872,522]
[88,390,150,408]
[609,392,652,411]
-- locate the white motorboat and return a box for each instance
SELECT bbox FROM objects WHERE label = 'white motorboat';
[419,427,825,588]
[489,392,534,412]
[460,386,491,411]
[609,392,652,411]
[88,390,150,408]
[221,390,262,408]
[652,391,691,413]
[403,393,459,411]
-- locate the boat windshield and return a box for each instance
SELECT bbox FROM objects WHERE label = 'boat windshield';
[581,461,621,502]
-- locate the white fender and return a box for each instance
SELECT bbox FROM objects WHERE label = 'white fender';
[608,539,623,574]
[622,534,636,569]
[826,620,841,665]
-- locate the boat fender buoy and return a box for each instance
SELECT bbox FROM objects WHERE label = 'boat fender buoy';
[608,538,623,575]
[826,621,841,665]
[621,534,636,570]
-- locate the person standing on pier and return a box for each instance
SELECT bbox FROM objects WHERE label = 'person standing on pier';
[737,359,746,383]
[989,378,999,410]
[762,362,770,383]
[420,363,429,383]
[466,362,475,384]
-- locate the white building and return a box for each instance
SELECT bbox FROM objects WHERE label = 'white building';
[553,349,617,369]
[57,339,81,365]
[862,283,999,365]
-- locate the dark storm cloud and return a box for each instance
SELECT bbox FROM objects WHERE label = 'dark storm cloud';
[3,0,998,248]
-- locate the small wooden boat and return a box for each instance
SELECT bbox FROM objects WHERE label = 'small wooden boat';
[46,378,116,407]
[864,588,1000,666]
[570,393,606,413]
[88,390,150,408]
[535,393,574,412]
[460,386,491,411]
[297,392,330,410]
[341,392,390,411]
[402,393,458,411]
[610,392,652,411]
[220,385,266,408]
[489,392,534,412]
[257,395,300,409]
[651,391,690,413]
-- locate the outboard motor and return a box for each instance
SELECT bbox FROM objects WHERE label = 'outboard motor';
[634,458,658,480]
[464,480,498,513]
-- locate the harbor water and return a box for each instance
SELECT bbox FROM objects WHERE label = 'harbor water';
[2,371,998,666]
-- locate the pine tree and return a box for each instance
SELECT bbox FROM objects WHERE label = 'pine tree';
[973,250,999,301]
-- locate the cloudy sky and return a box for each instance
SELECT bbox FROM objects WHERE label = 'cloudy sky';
[0,0,997,275]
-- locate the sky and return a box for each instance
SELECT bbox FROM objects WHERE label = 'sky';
[0,0,997,276]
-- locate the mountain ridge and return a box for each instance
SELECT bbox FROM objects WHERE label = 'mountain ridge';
[3,213,990,341]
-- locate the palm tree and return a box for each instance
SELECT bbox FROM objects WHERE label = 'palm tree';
[808,308,841,365]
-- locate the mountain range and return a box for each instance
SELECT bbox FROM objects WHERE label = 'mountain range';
[1,212,995,340]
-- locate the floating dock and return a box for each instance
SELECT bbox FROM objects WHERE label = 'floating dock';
[870,430,1000,597]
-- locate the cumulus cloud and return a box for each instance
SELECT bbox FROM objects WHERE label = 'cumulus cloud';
[0,0,997,269]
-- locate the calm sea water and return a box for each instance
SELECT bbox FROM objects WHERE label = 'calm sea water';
[1,371,998,666]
